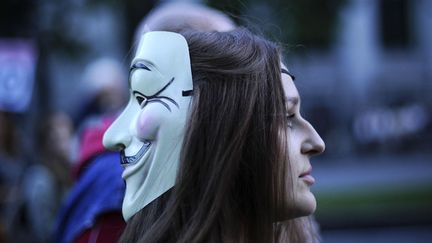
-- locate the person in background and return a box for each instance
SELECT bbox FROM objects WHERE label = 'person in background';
[36,112,73,199]
[54,58,128,243]
[0,111,70,243]
[135,1,235,40]
[0,112,71,243]
[18,112,75,243]
[73,58,128,126]
[0,42,69,241]
[0,111,26,243]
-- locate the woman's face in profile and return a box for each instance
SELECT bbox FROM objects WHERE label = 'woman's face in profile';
[280,64,325,219]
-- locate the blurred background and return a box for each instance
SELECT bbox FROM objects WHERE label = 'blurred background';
[0,0,431,242]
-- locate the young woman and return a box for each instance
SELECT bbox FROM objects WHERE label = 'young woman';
[104,28,325,243]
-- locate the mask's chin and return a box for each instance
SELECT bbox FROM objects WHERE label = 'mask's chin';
[121,141,154,221]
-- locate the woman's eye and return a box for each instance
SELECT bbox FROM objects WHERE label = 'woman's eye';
[286,113,295,128]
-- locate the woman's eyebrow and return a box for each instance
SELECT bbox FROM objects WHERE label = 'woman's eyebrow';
[281,68,296,81]
[286,97,299,109]
[287,97,299,105]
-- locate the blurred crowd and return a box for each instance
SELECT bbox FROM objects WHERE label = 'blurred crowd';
[1,0,431,242]
[0,55,128,243]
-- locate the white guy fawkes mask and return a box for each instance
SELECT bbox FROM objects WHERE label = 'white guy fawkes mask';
[103,31,193,221]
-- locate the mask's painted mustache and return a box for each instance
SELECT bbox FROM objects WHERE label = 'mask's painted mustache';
[120,141,151,165]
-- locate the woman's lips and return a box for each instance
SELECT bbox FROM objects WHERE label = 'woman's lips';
[299,168,315,186]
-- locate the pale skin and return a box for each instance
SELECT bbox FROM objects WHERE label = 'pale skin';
[281,64,325,219]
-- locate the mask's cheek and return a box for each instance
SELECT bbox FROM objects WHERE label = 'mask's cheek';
[135,107,163,141]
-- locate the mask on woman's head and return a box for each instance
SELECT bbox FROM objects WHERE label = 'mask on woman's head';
[103,31,193,221]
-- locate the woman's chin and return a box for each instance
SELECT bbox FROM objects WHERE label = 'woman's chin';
[278,192,317,221]
[294,191,317,217]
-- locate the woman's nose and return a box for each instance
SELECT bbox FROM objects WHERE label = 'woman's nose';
[301,121,325,157]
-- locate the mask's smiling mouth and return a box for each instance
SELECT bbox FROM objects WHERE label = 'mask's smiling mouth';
[120,141,151,166]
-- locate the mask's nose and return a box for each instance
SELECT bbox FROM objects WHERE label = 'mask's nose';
[103,110,132,152]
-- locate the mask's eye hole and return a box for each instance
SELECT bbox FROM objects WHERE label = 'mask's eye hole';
[136,96,147,107]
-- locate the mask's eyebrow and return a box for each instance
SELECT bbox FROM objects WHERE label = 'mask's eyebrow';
[130,60,151,72]
[281,68,296,81]
[129,60,152,86]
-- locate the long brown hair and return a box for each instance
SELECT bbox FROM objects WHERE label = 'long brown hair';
[120,28,312,243]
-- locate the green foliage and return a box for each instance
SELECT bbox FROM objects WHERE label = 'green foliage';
[315,185,432,227]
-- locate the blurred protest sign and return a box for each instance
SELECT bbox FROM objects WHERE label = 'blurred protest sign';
[0,39,36,113]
